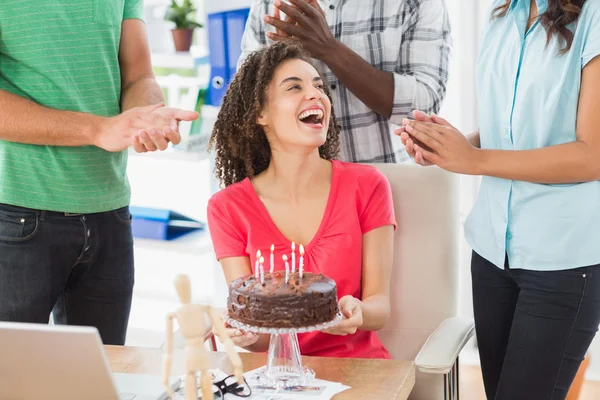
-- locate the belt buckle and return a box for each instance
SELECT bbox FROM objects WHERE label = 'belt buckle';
[63,212,83,217]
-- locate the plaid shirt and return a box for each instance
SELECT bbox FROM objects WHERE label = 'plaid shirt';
[238,0,452,163]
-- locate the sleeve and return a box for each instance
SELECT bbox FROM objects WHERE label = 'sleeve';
[389,0,451,125]
[359,169,397,234]
[582,4,600,68]
[123,0,144,21]
[206,198,248,260]
[236,0,269,70]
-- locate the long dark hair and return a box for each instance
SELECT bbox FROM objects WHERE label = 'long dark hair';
[207,41,340,188]
[493,0,586,54]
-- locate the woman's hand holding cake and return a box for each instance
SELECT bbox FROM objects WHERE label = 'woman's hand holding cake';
[216,323,259,348]
[212,317,263,349]
[322,296,363,336]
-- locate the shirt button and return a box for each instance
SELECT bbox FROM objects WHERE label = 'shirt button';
[507,231,512,240]
[329,4,335,9]
[331,84,336,90]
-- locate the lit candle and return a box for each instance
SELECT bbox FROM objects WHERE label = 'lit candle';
[270,244,275,274]
[299,244,305,278]
[255,249,261,279]
[291,242,296,273]
[283,254,290,284]
[259,256,265,285]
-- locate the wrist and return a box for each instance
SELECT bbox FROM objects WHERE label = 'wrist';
[86,114,107,147]
[472,148,488,176]
[318,38,344,65]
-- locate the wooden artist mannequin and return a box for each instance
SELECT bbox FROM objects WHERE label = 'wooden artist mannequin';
[162,274,243,400]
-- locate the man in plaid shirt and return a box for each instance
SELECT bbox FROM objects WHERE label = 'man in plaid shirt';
[238,0,451,163]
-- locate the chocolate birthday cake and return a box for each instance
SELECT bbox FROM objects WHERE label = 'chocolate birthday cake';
[227,271,339,328]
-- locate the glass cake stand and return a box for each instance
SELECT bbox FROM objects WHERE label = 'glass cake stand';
[225,313,342,388]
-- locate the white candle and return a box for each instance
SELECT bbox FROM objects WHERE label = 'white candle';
[270,244,275,274]
[291,242,296,273]
[283,254,289,284]
[299,244,305,278]
[255,249,261,279]
[259,256,265,285]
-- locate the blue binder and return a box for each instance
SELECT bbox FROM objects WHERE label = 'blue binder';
[206,12,227,106]
[130,206,205,241]
[206,8,250,106]
[225,9,249,81]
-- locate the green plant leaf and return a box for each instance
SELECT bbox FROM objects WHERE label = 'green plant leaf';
[164,8,179,23]
[164,0,202,29]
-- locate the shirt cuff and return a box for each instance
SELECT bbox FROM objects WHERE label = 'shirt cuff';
[124,0,145,21]
[389,72,417,126]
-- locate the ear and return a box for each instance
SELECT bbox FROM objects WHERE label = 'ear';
[256,110,267,127]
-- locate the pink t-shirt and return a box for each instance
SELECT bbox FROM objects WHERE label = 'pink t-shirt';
[207,160,396,359]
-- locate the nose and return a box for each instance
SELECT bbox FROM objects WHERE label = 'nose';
[305,86,322,100]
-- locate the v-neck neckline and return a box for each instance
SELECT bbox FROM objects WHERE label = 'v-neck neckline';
[514,0,545,39]
[243,160,340,255]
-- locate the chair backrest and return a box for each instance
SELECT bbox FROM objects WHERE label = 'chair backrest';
[370,164,460,399]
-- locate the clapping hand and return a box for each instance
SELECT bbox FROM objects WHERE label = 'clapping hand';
[131,105,199,153]
[270,0,325,39]
[394,110,457,166]
[398,111,481,174]
[95,103,198,153]
[264,0,334,60]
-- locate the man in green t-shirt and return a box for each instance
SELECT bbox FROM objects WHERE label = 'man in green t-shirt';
[0,1,198,345]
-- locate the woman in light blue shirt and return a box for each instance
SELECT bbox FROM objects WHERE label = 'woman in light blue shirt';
[397,0,600,398]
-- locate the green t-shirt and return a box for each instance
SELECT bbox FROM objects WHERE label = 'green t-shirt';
[0,0,144,213]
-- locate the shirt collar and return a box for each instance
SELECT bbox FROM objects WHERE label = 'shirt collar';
[510,0,548,13]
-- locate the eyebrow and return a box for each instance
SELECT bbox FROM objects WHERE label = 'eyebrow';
[279,76,323,86]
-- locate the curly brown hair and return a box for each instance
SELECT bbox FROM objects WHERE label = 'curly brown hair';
[493,0,586,54]
[208,41,340,188]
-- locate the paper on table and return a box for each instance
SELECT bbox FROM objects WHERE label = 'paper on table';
[242,366,351,400]
[171,367,351,400]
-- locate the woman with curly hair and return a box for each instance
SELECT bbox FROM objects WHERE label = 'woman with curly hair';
[206,41,395,359]
[398,0,600,398]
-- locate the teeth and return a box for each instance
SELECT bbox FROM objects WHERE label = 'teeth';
[298,109,324,121]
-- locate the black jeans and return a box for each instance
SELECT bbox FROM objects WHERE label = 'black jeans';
[471,251,600,400]
[0,203,135,345]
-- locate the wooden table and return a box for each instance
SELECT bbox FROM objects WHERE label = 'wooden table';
[106,346,415,400]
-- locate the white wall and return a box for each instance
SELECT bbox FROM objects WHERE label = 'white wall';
[439,0,485,329]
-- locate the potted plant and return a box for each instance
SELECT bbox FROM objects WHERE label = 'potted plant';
[164,0,203,52]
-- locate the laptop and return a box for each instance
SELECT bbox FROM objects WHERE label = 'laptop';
[0,322,181,400]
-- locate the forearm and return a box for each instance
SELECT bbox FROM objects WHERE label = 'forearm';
[359,294,390,331]
[0,89,102,146]
[120,76,164,111]
[320,41,394,118]
[477,140,600,183]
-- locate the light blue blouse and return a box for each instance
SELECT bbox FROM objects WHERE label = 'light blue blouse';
[465,0,600,270]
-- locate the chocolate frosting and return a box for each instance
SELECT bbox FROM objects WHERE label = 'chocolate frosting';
[227,271,339,328]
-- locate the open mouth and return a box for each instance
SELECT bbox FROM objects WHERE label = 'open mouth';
[298,109,324,128]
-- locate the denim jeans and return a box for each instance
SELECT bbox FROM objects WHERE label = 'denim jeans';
[0,203,135,345]
[471,251,600,400]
